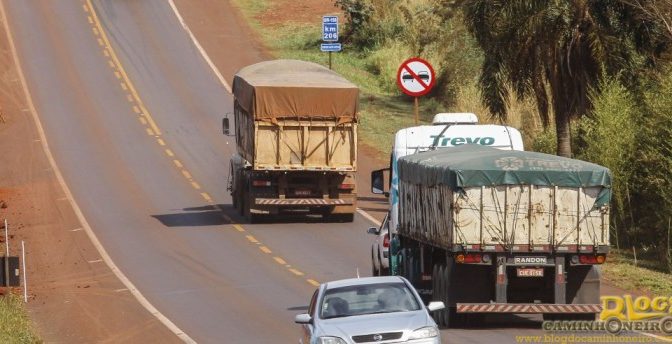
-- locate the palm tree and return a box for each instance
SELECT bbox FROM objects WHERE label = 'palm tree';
[462,0,667,157]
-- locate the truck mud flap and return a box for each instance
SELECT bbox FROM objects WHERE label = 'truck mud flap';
[456,303,601,314]
[255,198,353,206]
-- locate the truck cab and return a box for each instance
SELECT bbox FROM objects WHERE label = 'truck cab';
[372,113,524,235]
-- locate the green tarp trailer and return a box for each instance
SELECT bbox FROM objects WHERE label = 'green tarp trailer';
[397,146,611,251]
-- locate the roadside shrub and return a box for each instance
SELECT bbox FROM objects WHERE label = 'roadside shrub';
[577,78,638,250]
[628,69,672,258]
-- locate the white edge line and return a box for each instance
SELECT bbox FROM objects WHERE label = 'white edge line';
[357,208,382,227]
[167,0,232,94]
[0,2,196,343]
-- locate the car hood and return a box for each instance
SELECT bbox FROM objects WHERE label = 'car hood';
[315,310,432,340]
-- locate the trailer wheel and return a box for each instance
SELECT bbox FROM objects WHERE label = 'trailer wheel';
[437,265,448,327]
[431,264,441,325]
[242,193,258,224]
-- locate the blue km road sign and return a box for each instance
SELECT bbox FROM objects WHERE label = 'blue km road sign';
[322,16,338,42]
[320,43,342,52]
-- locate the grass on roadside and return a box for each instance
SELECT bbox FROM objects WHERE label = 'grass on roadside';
[228,1,457,157]
[0,293,40,343]
[602,251,672,296]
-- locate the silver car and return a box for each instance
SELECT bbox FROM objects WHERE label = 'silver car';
[295,276,444,344]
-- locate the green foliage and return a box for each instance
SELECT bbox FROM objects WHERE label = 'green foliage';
[334,0,374,46]
[0,294,40,343]
[577,78,638,248]
[628,69,672,256]
[461,1,669,156]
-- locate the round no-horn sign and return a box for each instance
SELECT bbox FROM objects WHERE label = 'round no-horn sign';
[396,57,436,97]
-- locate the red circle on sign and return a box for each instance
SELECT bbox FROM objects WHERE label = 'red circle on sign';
[396,57,436,97]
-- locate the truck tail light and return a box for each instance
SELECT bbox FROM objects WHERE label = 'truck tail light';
[579,254,606,264]
[337,183,355,190]
[383,233,390,248]
[252,180,272,187]
[456,253,482,264]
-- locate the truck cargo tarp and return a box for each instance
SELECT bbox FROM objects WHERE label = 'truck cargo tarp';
[233,60,359,122]
[398,146,612,207]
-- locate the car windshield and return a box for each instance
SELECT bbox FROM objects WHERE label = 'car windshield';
[320,282,421,319]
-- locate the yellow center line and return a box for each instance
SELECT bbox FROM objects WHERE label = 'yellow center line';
[83,0,323,291]
[84,0,162,135]
[288,268,304,276]
[200,192,212,202]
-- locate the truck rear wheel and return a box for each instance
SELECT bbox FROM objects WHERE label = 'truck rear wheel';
[431,264,441,325]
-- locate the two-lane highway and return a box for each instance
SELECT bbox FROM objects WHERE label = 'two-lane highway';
[3,0,376,342]
[1,0,567,343]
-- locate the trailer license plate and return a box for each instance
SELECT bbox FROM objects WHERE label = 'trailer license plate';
[294,189,311,196]
[517,268,544,277]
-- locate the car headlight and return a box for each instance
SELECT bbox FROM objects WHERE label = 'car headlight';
[408,326,439,339]
[317,336,347,344]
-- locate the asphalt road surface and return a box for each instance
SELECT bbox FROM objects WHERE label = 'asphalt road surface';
[2,1,654,343]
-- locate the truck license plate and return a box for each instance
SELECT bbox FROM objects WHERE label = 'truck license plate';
[517,268,544,277]
[294,189,311,196]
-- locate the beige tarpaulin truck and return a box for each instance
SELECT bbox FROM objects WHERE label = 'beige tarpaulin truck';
[374,145,611,327]
[226,60,358,222]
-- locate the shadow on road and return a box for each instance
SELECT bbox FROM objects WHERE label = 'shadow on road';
[446,314,541,330]
[357,196,387,203]
[152,205,229,227]
[152,204,355,227]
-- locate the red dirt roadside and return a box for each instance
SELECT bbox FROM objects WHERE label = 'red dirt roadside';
[0,8,178,344]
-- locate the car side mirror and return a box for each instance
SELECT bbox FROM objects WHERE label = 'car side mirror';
[294,313,312,324]
[367,227,378,235]
[222,117,231,136]
[371,168,389,196]
[427,301,445,312]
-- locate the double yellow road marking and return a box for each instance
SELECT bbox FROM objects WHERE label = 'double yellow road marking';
[82,0,321,290]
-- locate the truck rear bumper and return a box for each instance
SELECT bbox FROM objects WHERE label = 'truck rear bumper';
[457,303,601,314]
[255,198,353,206]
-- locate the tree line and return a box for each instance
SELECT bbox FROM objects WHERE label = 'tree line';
[336,0,672,269]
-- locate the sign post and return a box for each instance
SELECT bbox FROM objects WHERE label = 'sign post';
[321,15,340,69]
[396,57,436,124]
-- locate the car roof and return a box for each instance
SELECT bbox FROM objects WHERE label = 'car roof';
[323,276,405,289]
